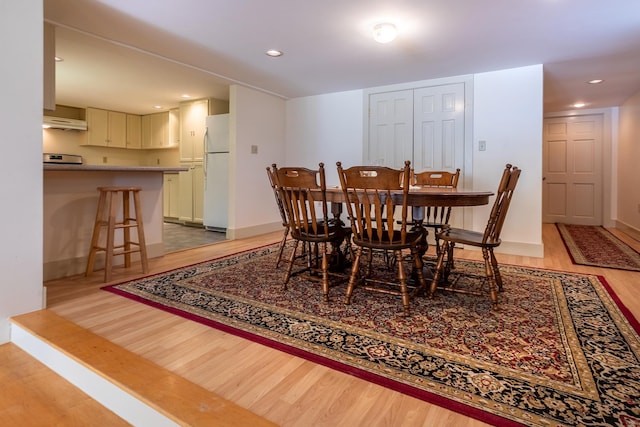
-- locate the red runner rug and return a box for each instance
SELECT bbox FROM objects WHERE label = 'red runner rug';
[103,243,640,426]
[556,223,640,271]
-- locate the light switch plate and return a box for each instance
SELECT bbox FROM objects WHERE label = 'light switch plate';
[478,140,486,151]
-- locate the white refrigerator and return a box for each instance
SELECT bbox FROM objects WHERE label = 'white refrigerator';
[203,114,229,231]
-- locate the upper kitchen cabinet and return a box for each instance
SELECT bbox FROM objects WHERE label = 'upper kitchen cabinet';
[141,110,179,149]
[85,107,127,148]
[179,98,209,163]
[179,98,229,162]
[126,114,142,149]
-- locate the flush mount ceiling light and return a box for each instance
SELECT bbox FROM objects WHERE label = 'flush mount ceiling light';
[588,79,604,84]
[372,22,397,43]
[265,49,283,57]
[573,102,586,108]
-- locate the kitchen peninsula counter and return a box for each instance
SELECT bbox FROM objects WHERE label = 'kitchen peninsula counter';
[44,164,187,281]
[44,164,187,172]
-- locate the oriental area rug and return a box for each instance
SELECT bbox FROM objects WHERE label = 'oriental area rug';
[104,243,640,427]
[556,223,640,272]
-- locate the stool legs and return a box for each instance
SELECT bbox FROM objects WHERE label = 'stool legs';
[86,187,148,282]
[132,190,149,274]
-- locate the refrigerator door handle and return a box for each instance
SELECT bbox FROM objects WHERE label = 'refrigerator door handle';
[203,127,209,182]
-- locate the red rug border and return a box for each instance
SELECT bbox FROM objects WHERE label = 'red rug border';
[101,242,640,426]
[555,223,640,271]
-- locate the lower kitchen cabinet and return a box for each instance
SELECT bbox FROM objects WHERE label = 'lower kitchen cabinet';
[163,173,180,219]
[178,163,204,224]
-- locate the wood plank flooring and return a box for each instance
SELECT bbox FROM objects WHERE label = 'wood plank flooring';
[19,224,640,426]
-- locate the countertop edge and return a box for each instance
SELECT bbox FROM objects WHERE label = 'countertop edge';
[44,164,189,172]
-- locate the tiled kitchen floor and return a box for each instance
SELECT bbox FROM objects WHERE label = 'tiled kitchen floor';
[163,222,226,253]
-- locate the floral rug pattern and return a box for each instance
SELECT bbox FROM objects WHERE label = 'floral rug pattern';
[105,244,640,427]
[557,223,640,272]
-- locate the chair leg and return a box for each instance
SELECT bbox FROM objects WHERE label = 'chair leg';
[394,249,411,317]
[283,239,300,290]
[321,242,330,302]
[429,241,449,298]
[345,247,363,305]
[482,247,499,309]
[489,249,504,292]
[410,245,429,297]
[275,226,289,268]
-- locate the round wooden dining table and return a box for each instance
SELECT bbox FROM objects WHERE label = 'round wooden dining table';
[322,185,494,215]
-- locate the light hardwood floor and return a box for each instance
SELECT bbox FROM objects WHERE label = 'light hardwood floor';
[26,224,640,426]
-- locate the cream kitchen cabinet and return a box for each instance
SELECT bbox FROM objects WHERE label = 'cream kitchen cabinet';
[179,98,209,163]
[86,107,127,147]
[169,108,180,147]
[126,114,142,149]
[178,163,204,224]
[141,111,179,149]
[163,172,180,219]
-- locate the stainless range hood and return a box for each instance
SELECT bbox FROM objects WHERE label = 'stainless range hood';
[43,115,87,131]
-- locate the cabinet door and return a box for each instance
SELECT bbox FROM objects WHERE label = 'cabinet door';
[148,112,170,148]
[126,114,141,149]
[191,100,208,162]
[192,163,204,223]
[86,108,109,146]
[163,173,180,218]
[141,115,153,149]
[107,111,127,148]
[169,109,180,147]
[178,167,194,222]
[179,99,208,162]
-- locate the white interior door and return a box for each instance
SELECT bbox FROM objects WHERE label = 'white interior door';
[413,83,465,173]
[367,90,413,168]
[543,115,603,225]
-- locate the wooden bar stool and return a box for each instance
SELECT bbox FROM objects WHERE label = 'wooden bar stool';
[85,186,149,282]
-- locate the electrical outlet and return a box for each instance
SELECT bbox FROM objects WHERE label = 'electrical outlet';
[156,158,160,165]
[478,140,486,151]
[251,145,258,154]
[102,156,107,163]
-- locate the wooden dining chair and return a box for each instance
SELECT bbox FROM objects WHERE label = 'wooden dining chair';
[266,165,290,268]
[337,160,428,317]
[411,168,461,258]
[273,163,350,302]
[428,164,521,309]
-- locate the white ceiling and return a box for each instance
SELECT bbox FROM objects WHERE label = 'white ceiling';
[44,0,640,115]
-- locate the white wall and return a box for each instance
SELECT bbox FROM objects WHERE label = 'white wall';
[473,65,544,256]
[228,85,287,239]
[0,1,44,343]
[617,88,640,234]
[285,90,364,186]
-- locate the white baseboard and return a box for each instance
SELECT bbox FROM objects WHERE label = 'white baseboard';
[226,221,282,240]
[615,221,640,242]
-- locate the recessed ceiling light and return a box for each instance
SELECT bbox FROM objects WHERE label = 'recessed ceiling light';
[153,105,163,109]
[181,94,191,99]
[54,56,64,62]
[588,79,604,84]
[372,23,397,43]
[266,49,283,57]
[573,102,586,108]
